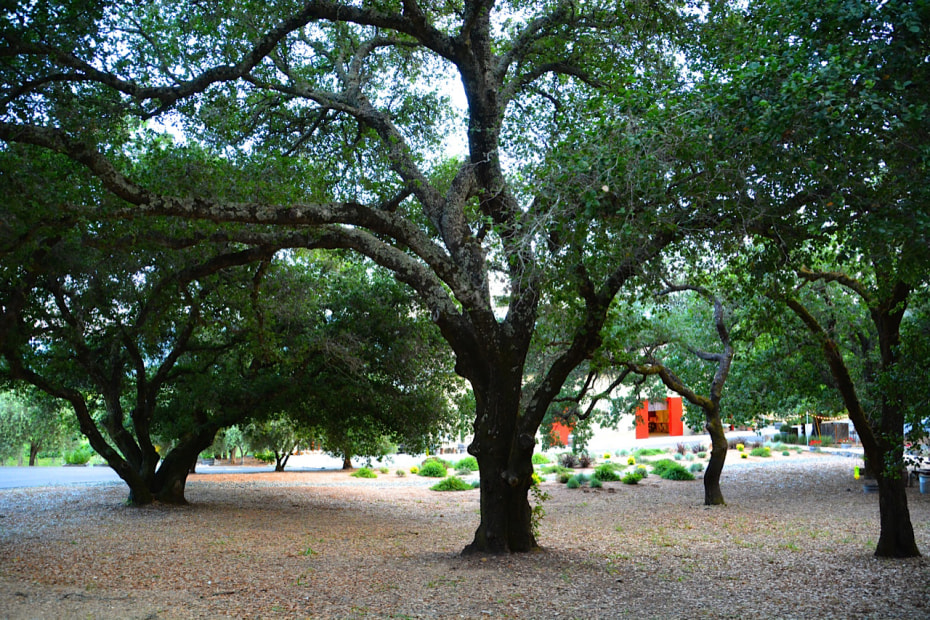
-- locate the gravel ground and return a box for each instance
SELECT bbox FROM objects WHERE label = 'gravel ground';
[1,450,929,619]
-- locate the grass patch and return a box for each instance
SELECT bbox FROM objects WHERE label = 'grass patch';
[593,463,622,482]
[633,447,667,458]
[531,453,551,465]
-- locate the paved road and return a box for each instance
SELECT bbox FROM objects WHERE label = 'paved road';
[0,465,123,489]
[0,453,424,489]
[1,431,859,490]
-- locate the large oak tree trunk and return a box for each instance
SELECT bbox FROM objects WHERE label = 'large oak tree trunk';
[462,373,537,554]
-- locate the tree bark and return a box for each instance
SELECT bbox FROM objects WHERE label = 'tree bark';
[785,293,920,557]
[703,413,728,506]
[463,373,538,554]
[876,472,919,557]
[28,443,39,467]
[342,454,353,470]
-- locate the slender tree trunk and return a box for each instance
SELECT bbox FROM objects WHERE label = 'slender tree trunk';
[875,468,919,557]
[28,443,39,466]
[703,412,727,506]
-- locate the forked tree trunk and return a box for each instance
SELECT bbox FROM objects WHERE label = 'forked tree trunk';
[703,413,728,506]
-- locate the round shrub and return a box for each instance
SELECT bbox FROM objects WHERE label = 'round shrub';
[660,464,695,481]
[736,443,745,452]
[566,476,581,489]
[351,467,377,478]
[622,472,643,485]
[396,469,407,477]
[409,466,419,475]
[740,452,748,459]
[627,456,636,465]
[635,465,648,478]
[750,446,771,457]
[455,456,479,471]
[697,451,708,459]
[689,462,704,473]
[531,452,551,465]
[782,450,791,457]
[430,476,474,491]
[674,453,683,461]
[418,460,448,477]
[590,477,603,489]
[558,472,573,484]
[379,466,390,474]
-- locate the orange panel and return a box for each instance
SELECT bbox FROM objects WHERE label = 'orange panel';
[668,397,684,436]
[635,400,650,439]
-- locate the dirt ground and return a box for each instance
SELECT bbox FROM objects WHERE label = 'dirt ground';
[1,451,929,619]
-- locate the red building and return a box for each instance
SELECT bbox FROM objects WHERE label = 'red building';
[635,397,684,439]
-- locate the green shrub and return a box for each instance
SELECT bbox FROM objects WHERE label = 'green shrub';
[379,466,390,474]
[254,450,275,464]
[622,471,643,484]
[430,476,474,491]
[574,473,590,485]
[471,480,480,489]
[351,467,377,478]
[697,451,708,459]
[689,463,704,473]
[593,463,621,482]
[455,456,479,471]
[418,460,448,477]
[421,456,452,469]
[627,456,636,465]
[409,466,419,474]
[531,452,551,465]
[635,465,648,478]
[740,452,748,459]
[650,459,679,476]
[618,449,630,456]
[558,472,573,484]
[64,446,93,465]
[660,464,695,481]
[750,446,771,457]
[590,477,603,488]
[685,453,696,461]
[396,469,407,477]
[782,451,791,457]
[673,453,683,461]
[566,476,581,489]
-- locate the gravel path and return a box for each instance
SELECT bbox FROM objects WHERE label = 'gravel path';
[1,451,928,619]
